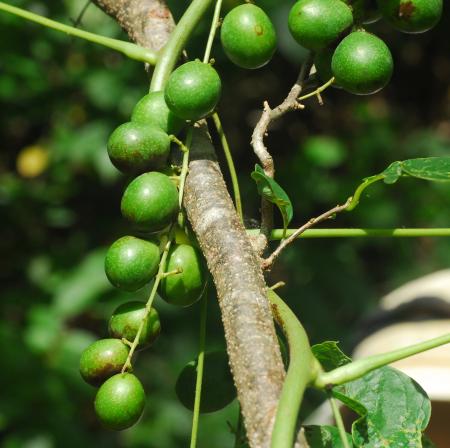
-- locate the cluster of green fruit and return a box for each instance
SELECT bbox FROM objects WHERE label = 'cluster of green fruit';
[78,60,228,429]
[287,0,443,95]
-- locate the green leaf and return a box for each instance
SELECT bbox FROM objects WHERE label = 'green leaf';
[381,161,402,184]
[333,366,431,447]
[251,164,293,235]
[312,341,351,371]
[304,425,353,447]
[400,157,450,181]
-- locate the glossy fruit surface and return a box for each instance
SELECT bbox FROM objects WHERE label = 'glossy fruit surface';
[220,4,277,69]
[131,91,185,135]
[105,236,160,292]
[94,373,145,430]
[107,122,170,173]
[109,301,161,348]
[164,61,221,121]
[121,172,179,231]
[331,31,393,95]
[175,351,236,413]
[288,0,353,51]
[159,244,206,307]
[79,339,129,386]
[377,0,442,33]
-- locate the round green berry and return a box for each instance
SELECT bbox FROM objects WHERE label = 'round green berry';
[288,0,354,51]
[331,31,393,95]
[377,0,442,33]
[107,122,170,173]
[220,4,277,69]
[105,236,160,292]
[175,351,236,413]
[79,339,129,386]
[164,61,221,121]
[109,301,161,349]
[94,373,145,430]
[159,244,207,307]
[121,172,179,231]
[131,91,185,135]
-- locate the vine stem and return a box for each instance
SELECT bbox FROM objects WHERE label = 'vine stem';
[346,174,385,211]
[203,0,223,64]
[315,331,450,389]
[212,113,244,222]
[267,290,319,448]
[327,393,351,448]
[297,77,335,103]
[0,1,157,64]
[247,228,450,239]
[150,0,214,92]
[190,293,208,448]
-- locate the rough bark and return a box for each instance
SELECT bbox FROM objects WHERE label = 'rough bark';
[92,2,286,446]
[185,126,285,447]
[92,0,175,51]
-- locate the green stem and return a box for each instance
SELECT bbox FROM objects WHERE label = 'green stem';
[267,290,318,448]
[0,1,157,64]
[150,0,214,92]
[298,77,335,102]
[315,332,450,389]
[247,228,450,240]
[203,0,223,63]
[212,113,244,222]
[327,393,351,448]
[190,293,208,448]
[177,129,193,228]
[346,174,385,211]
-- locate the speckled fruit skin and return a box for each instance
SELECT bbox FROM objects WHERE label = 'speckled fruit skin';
[331,31,393,95]
[79,339,129,386]
[176,351,236,413]
[107,122,170,173]
[164,61,221,121]
[314,48,341,88]
[105,236,160,292]
[220,4,277,69]
[159,244,207,307]
[377,0,442,33]
[121,172,179,231]
[131,91,185,135]
[109,301,161,348]
[94,373,145,430]
[288,0,354,51]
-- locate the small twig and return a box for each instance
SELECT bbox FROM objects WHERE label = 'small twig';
[328,392,351,448]
[71,0,92,27]
[251,54,314,250]
[262,198,352,270]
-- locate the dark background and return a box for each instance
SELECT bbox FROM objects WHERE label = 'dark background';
[0,0,449,446]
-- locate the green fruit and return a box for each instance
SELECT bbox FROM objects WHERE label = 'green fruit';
[107,122,170,173]
[105,236,160,292]
[220,4,277,69]
[175,351,236,413]
[121,172,179,231]
[131,91,185,135]
[331,31,393,95]
[94,373,145,430]
[288,0,353,51]
[159,244,207,307]
[79,339,129,386]
[109,301,161,348]
[314,48,341,88]
[164,61,222,121]
[377,0,442,33]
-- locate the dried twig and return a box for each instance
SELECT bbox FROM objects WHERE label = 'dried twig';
[251,54,314,251]
[262,198,352,270]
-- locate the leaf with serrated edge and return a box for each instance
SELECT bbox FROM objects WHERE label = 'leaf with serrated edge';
[312,341,351,372]
[304,425,353,447]
[334,366,431,447]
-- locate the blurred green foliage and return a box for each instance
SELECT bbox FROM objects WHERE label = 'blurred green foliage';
[0,0,449,446]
